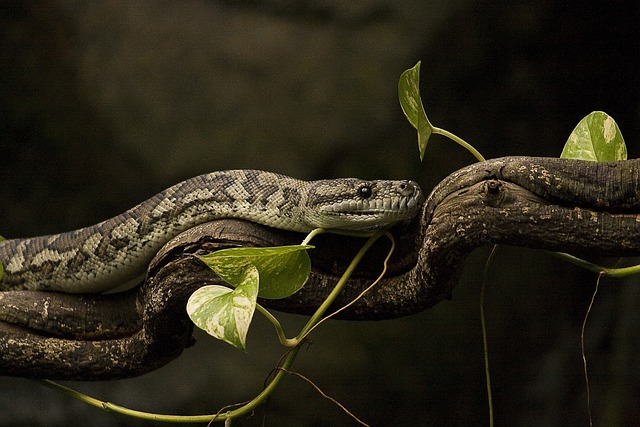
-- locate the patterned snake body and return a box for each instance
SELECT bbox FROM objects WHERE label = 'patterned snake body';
[0,170,423,293]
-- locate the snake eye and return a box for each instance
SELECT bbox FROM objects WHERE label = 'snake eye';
[358,185,373,199]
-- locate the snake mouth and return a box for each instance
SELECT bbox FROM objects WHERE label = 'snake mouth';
[314,197,422,230]
[323,196,421,216]
[324,208,411,218]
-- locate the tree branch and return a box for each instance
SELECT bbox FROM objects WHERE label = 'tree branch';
[2,156,640,379]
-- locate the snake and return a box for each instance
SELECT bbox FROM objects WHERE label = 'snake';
[0,170,423,294]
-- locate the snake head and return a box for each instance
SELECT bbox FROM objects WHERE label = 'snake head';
[303,178,424,231]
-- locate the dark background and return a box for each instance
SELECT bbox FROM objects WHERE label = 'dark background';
[1,1,639,426]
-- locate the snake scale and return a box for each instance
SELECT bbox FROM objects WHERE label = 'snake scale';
[0,170,423,294]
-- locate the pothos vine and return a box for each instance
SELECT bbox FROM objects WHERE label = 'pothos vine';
[36,60,634,426]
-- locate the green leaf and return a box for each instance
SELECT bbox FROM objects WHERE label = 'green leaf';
[398,61,434,160]
[186,265,259,351]
[561,111,627,161]
[199,245,313,299]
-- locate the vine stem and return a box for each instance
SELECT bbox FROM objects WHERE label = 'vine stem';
[293,229,386,344]
[581,273,602,427]
[553,252,640,277]
[432,127,486,162]
[38,346,300,424]
[480,245,498,427]
[256,304,297,347]
[297,232,395,341]
[258,228,387,347]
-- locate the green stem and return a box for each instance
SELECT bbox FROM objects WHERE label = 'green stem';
[257,228,385,348]
[256,304,297,347]
[292,230,385,344]
[433,127,486,162]
[552,252,640,278]
[480,246,497,427]
[301,228,380,247]
[38,346,301,424]
[301,228,326,246]
[298,232,395,341]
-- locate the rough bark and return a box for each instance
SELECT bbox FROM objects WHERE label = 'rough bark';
[2,156,640,379]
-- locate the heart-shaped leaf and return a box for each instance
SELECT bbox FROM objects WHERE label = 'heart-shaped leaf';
[186,265,259,351]
[199,245,312,299]
[399,61,434,160]
[561,111,626,161]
